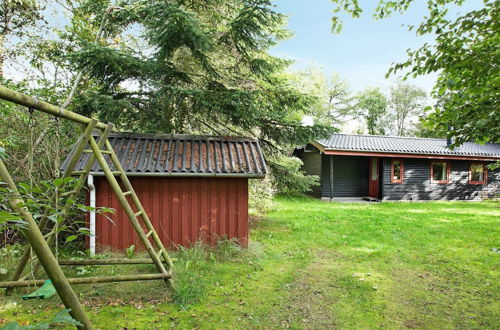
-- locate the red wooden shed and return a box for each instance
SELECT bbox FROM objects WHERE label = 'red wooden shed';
[62,133,267,250]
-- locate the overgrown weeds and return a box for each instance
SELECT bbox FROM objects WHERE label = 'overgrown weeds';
[172,238,246,308]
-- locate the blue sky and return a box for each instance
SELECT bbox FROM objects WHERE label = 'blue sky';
[270,0,483,94]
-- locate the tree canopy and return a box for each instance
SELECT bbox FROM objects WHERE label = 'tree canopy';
[1,0,334,194]
[354,87,388,135]
[331,0,500,145]
[66,0,330,149]
[389,82,426,136]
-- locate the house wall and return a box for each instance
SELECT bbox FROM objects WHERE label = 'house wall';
[300,151,322,197]
[382,158,499,200]
[321,155,369,198]
[90,177,249,250]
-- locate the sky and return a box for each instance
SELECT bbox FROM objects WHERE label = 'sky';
[270,0,483,95]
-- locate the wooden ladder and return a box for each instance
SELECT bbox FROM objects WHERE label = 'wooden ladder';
[87,124,174,284]
[5,121,173,292]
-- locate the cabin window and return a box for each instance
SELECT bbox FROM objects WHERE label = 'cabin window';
[469,162,487,184]
[391,159,403,183]
[431,160,450,183]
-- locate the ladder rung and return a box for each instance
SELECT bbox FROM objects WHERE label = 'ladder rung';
[134,211,143,217]
[146,229,154,238]
[109,171,122,176]
[72,171,87,176]
[83,149,112,154]
[156,248,165,259]
[123,191,133,196]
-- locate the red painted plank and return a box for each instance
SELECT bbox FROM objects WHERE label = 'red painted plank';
[219,179,227,239]
[94,177,249,250]
[181,178,189,246]
[210,180,218,245]
[227,179,236,239]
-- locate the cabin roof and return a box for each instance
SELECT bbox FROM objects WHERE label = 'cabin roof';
[315,134,500,159]
[62,132,267,178]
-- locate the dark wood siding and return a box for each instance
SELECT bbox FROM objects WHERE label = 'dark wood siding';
[382,158,499,200]
[321,155,369,198]
[90,177,248,250]
[300,151,322,197]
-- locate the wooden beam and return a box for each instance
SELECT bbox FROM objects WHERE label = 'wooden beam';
[57,259,172,266]
[0,85,109,130]
[0,160,93,329]
[6,119,99,296]
[0,273,171,288]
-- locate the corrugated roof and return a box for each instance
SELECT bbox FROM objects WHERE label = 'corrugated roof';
[62,133,267,177]
[316,134,500,158]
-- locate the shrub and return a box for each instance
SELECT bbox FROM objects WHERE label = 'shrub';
[268,156,319,196]
[249,177,276,214]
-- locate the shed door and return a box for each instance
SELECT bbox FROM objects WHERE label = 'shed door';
[368,158,379,198]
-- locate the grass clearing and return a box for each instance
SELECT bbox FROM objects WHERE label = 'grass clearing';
[1,197,499,329]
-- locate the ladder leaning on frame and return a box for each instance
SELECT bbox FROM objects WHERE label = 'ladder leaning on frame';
[0,85,175,330]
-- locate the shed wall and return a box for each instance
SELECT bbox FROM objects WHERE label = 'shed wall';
[381,158,499,200]
[91,177,248,250]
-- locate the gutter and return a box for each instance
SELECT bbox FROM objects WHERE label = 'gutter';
[87,175,96,257]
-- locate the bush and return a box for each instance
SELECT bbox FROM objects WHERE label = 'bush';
[249,177,276,214]
[268,156,319,196]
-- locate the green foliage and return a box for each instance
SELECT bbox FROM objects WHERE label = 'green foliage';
[354,87,389,135]
[0,0,334,196]
[331,0,499,145]
[125,244,136,259]
[63,0,331,194]
[248,177,276,214]
[0,177,114,241]
[270,156,319,195]
[172,239,246,308]
[389,82,427,136]
[288,65,353,127]
[0,0,44,77]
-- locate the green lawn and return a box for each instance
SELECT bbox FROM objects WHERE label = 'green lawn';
[1,197,499,329]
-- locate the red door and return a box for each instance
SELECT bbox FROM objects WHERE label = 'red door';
[368,158,379,198]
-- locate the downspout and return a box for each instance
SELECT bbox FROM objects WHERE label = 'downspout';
[87,174,96,257]
[329,156,334,201]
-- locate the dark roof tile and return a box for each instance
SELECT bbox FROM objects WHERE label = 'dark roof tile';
[317,134,500,158]
[62,133,267,177]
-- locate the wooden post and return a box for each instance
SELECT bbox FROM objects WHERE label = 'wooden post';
[56,259,163,265]
[0,85,109,130]
[6,119,99,295]
[0,273,171,288]
[0,160,93,330]
[329,155,334,201]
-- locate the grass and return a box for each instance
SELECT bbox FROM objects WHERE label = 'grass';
[1,197,499,329]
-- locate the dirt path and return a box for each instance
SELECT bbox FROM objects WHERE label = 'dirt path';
[279,251,341,329]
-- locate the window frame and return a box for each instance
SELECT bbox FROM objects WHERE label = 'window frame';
[390,159,404,183]
[468,162,488,185]
[430,160,451,184]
